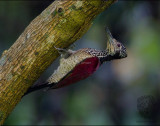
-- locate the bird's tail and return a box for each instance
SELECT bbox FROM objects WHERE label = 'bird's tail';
[23,82,52,96]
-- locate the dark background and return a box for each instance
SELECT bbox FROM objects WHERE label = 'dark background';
[0,1,160,125]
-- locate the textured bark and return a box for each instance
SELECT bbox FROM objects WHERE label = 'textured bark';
[0,0,117,124]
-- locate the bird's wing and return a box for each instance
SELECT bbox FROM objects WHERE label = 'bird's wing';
[51,57,100,89]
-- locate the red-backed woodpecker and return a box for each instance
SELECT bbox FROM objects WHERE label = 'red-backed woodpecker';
[25,28,127,95]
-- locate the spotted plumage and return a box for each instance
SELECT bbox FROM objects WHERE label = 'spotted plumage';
[85,48,108,57]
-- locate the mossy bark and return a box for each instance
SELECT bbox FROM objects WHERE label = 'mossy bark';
[0,0,117,124]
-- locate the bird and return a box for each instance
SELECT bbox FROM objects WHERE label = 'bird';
[24,28,127,95]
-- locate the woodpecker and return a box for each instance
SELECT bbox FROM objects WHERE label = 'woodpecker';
[24,28,127,95]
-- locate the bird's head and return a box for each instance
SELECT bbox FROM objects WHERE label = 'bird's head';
[106,28,127,60]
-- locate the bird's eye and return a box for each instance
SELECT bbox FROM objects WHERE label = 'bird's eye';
[117,43,121,47]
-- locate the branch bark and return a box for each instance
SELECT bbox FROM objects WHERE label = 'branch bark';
[0,0,117,124]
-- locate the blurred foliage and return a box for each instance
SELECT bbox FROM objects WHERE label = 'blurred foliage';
[0,1,160,125]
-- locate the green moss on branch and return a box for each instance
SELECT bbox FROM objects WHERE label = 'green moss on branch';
[0,0,117,124]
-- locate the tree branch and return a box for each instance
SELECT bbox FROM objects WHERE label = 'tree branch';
[0,0,117,124]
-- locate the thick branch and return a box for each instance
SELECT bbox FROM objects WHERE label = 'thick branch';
[0,0,116,124]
